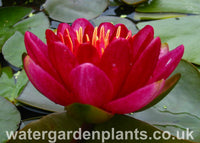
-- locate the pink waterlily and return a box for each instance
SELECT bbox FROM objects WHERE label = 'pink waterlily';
[23,18,184,114]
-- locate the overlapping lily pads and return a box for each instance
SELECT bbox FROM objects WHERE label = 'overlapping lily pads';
[2,11,49,68]
[122,0,147,5]
[0,96,21,143]
[133,60,200,142]
[43,0,109,23]
[136,0,200,14]
[0,67,28,102]
[137,15,200,65]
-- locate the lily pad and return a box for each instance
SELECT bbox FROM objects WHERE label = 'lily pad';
[122,0,147,5]
[133,12,186,21]
[2,12,49,67]
[17,82,64,112]
[9,112,191,142]
[43,0,109,23]
[133,60,200,142]
[0,67,28,102]
[0,96,21,143]
[137,15,200,65]
[136,0,200,14]
[0,6,31,51]
[93,16,138,34]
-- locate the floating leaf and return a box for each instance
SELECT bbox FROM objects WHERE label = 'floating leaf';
[137,16,200,65]
[17,82,64,112]
[0,6,31,51]
[93,16,138,34]
[136,0,200,14]
[133,60,200,142]
[0,67,28,101]
[0,96,21,143]
[44,0,109,23]
[122,0,147,5]
[133,12,186,21]
[2,12,49,67]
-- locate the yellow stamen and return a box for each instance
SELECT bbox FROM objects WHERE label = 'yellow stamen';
[116,26,121,39]
[126,30,132,39]
[101,48,104,54]
[76,27,83,44]
[65,29,73,51]
[99,26,105,40]
[92,27,98,46]
[104,30,110,48]
[86,34,90,42]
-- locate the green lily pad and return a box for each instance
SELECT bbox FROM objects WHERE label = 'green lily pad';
[133,12,186,21]
[92,16,138,34]
[133,60,200,142]
[0,96,21,143]
[17,82,64,112]
[0,67,28,102]
[0,6,31,51]
[43,0,109,23]
[136,0,200,14]
[9,112,191,142]
[2,32,25,68]
[137,15,200,65]
[122,0,147,5]
[2,12,49,67]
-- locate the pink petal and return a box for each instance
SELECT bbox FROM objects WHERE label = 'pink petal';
[71,18,94,36]
[103,79,165,114]
[119,37,161,97]
[98,22,116,40]
[23,55,73,106]
[100,38,131,97]
[76,43,100,65]
[46,29,59,45]
[69,63,113,107]
[25,31,62,83]
[149,45,184,83]
[131,25,154,63]
[48,41,78,88]
[57,23,71,35]
[159,43,169,59]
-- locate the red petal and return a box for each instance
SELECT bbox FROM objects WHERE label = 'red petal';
[103,79,165,114]
[57,23,71,35]
[131,25,154,63]
[23,55,73,106]
[98,22,116,40]
[72,18,94,36]
[119,37,161,97]
[25,31,62,82]
[69,63,113,107]
[100,38,131,97]
[149,45,184,83]
[48,41,78,87]
[46,29,60,45]
[76,43,100,65]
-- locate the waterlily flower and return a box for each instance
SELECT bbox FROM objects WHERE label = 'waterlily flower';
[23,18,184,115]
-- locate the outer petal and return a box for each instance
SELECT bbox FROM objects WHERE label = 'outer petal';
[148,45,184,83]
[76,43,100,65]
[100,38,131,97]
[131,25,154,63]
[103,79,165,114]
[48,41,78,87]
[69,63,113,107]
[119,37,161,97]
[23,55,72,106]
[159,43,169,59]
[25,31,62,83]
